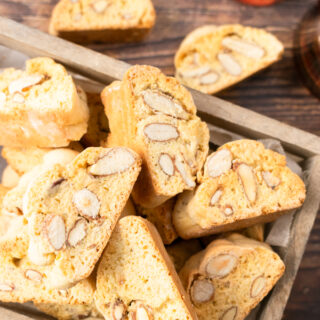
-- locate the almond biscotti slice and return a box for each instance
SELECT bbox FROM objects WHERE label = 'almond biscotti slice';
[49,0,156,44]
[102,65,210,208]
[173,139,306,239]
[179,234,285,320]
[136,198,178,245]
[2,146,81,175]
[175,25,284,94]
[94,216,197,320]
[22,147,141,289]
[35,302,103,320]
[81,92,109,147]
[0,57,89,147]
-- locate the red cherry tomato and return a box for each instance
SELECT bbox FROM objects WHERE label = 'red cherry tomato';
[237,0,279,6]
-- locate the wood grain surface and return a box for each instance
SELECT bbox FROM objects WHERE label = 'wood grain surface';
[0,0,319,319]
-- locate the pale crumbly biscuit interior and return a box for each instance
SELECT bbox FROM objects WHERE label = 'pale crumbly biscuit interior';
[179,234,285,320]
[94,216,197,320]
[175,24,284,94]
[0,57,89,147]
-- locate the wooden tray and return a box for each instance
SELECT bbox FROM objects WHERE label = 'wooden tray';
[0,17,319,320]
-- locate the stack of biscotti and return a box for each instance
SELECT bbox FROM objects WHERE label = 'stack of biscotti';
[49,0,156,44]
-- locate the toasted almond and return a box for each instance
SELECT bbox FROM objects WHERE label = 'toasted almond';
[144,123,179,142]
[0,92,6,107]
[92,0,109,13]
[199,71,219,85]
[205,254,238,278]
[180,65,212,79]
[223,205,234,217]
[135,306,153,320]
[190,278,215,305]
[0,283,14,292]
[262,171,281,189]
[45,215,66,250]
[236,163,257,203]
[222,36,265,59]
[8,74,44,95]
[159,153,175,176]
[112,298,126,320]
[220,306,238,320]
[250,275,266,298]
[24,269,43,282]
[210,188,223,206]
[175,157,195,188]
[88,147,135,176]
[128,301,154,320]
[141,89,189,120]
[206,149,232,178]
[73,189,100,220]
[218,53,242,76]
[67,218,87,247]
[12,92,25,103]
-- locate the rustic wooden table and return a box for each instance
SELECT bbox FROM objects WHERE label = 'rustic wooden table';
[0,0,319,318]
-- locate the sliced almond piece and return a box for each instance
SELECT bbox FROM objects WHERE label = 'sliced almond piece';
[250,275,266,298]
[180,65,211,79]
[206,149,232,178]
[128,301,154,320]
[45,215,66,251]
[210,188,223,206]
[67,218,87,247]
[24,269,43,282]
[0,92,6,107]
[262,171,280,189]
[141,89,189,120]
[144,123,179,142]
[236,163,257,203]
[218,53,242,76]
[205,254,238,278]
[223,205,234,217]
[8,74,44,95]
[159,153,174,176]
[175,157,195,188]
[73,189,100,220]
[12,92,25,103]
[135,306,153,320]
[112,298,126,320]
[190,278,215,305]
[199,71,219,85]
[221,306,238,320]
[92,0,109,13]
[88,147,135,176]
[0,283,14,292]
[222,36,265,59]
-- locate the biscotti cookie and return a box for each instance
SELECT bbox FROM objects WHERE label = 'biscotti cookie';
[173,139,306,239]
[35,302,103,320]
[102,65,210,208]
[1,165,20,188]
[179,234,285,320]
[0,57,89,147]
[136,198,178,244]
[94,216,198,320]
[0,254,95,304]
[166,239,202,272]
[23,147,141,289]
[49,0,156,44]
[81,92,109,147]
[175,25,284,94]
[2,146,80,175]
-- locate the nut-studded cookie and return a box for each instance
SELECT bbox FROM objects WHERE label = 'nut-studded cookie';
[175,25,284,94]
[94,216,198,320]
[22,147,141,289]
[49,0,156,44]
[179,234,285,320]
[173,140,306,239]
[0,57,89,147]
[136,198,178,245]
[101,65,210,208]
